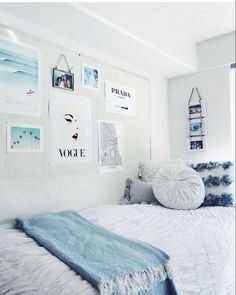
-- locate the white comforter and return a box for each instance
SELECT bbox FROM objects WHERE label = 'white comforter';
[0,204,235,295]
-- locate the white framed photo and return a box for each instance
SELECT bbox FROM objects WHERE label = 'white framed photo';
[82,63,100,91]
[188,118,206,136]
[188,101,206,119]
[7,122,43,153]
[187,136,206,152]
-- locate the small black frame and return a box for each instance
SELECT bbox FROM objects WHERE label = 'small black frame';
[52,68,74,91]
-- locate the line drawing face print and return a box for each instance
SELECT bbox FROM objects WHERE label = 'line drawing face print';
[64,113,79,141]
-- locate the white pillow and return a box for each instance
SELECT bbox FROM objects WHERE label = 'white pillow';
[152,164,205,210]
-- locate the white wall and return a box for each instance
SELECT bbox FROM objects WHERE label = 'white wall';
[150,74,170,160]
[197,31,235,70]
[0,25,154,221]
[168,66,233,162]
[0,6,173,222]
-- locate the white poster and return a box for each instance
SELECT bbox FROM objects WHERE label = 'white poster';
[0,37,41,116]
[98,120,124,172]
[49,91,92,164]
[105,80,136,117]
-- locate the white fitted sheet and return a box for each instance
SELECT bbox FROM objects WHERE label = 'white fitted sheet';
[0,204,235,295]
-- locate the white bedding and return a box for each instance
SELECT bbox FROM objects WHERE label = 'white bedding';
[0,204,235,295]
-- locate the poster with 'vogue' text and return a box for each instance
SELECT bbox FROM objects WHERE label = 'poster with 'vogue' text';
[105,80,136,117]
[49,91,92,164]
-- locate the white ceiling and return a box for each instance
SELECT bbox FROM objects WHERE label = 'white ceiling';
[0,2,235,78]
[81,2,235,43]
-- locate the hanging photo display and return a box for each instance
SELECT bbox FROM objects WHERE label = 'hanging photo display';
[82,63,100,90]
[105,80,136,117]
[52,54,74,91]
[7,122,43,153]
[49,91,92,164]
[0,37,41,116]
[187,88,207,152]
[98,120,124,172]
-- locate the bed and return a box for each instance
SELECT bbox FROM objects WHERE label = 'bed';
[0,204,235,295]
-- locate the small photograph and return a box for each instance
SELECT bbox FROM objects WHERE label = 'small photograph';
[82,63,100,90]
[189,103,201,115]
[188,118,205,136]
[52,68,74,91]
[188,102,206,119]
[190,121,202,132]
[190,140,203,150]
[188,136,206,152]
[7,123,43,153]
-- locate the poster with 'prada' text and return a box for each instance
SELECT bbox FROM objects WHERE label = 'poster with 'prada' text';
[105,80,136,117]
[49,91,92,164]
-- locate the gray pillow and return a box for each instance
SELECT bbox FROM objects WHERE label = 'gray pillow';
[123,178,158,204]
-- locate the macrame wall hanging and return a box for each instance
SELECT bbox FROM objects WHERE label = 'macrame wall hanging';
[52,54,74,91]
[187,87,207,152]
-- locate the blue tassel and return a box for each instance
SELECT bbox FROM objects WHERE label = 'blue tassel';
[222,162,233,170]
[202,175,233,187]
[202,193,233,207]
[221,174,233,186]
[192,161,233,172]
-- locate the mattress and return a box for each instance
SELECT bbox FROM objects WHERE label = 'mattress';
[0,204,235,295]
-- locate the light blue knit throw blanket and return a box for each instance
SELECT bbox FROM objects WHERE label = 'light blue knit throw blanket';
[16,211,171,295]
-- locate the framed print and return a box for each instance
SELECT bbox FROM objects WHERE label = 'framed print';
[188,118,206,137]
[188,101,206,119]
[52,68,74,91]
[105,80,136,117]
[188,136,206,152]
[98,120,124,172]
[0,36,41,116]
[7,122,43,153]
[49,91,92,164]
[82,63,100,91]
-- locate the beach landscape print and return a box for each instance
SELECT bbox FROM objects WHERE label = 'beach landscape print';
[0,38,40,116]
[7,123,43,153]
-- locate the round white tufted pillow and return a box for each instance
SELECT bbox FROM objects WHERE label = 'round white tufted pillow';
[152,164,205,210]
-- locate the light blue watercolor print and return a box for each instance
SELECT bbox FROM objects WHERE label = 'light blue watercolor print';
[10,126,41,151]
[83,65,99,89]
[190,122,202,132]
[0,38,38,107]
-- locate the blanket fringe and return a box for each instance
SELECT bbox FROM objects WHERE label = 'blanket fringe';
[99,264,171,295]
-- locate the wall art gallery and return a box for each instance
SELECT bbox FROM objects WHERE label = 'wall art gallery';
[0,34,143,173]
